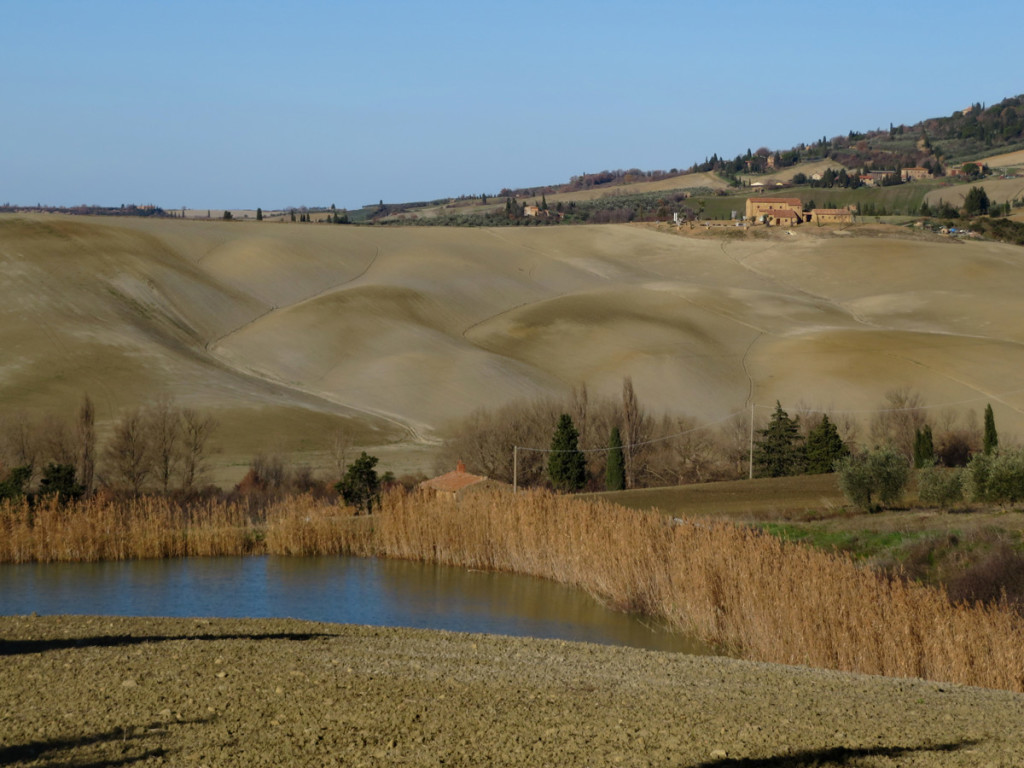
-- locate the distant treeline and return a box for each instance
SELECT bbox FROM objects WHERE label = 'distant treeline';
[0,203,167,217]
[440,383,999,494]
[375,187,723,228]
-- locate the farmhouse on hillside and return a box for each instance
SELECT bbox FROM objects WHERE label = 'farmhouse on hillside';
[745,197,803,223]
[901,167,932,181]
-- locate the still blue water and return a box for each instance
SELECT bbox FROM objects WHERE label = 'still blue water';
[0,555,707,654]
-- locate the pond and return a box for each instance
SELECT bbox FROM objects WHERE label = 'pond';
[0,555,709,654]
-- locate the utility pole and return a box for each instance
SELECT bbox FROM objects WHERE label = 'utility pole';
[513,445,518,493]
[748,403,755,480]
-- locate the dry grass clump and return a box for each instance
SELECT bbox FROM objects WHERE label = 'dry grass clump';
[0,494,377,562]
[3,489,1023,691]
[0,496,259,562]
[263,496,373,556]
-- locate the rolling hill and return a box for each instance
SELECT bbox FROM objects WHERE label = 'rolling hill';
[2,214,1024,483]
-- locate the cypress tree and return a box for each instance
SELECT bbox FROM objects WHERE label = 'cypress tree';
[548,414,586,492]
[913,425,935,468]
[256,207,263,221]
[983,403,998,455]
[605,426,625,491]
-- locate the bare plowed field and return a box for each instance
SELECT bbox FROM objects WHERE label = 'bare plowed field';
[2,615,1023,767]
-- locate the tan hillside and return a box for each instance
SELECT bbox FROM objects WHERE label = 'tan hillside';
[540,171,731,203]
[925,176,1024,208]
[412,172,731,219]
[739,157,848,186]
[2,214,1024,481]
[975,148,1024,169]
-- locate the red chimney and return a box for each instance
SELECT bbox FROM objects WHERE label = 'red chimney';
[456,461,466,473]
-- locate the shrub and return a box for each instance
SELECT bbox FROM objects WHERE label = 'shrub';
[964,449,1024,504]
[917,465,963,508]
[836,447,909,511]
[0,465,32,501]
[964,452,994,501]
[937,430,974,467]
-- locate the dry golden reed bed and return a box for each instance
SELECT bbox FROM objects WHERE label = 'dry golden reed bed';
[3,490,1023,692]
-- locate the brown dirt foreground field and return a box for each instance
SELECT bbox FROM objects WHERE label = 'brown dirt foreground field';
[2,616,1023,768]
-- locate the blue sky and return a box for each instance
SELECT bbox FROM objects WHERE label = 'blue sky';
[2,0,1022,210]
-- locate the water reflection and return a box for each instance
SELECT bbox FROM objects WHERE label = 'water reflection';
[0,556,708,654]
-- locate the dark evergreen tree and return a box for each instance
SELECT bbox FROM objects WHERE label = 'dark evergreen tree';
[38,463,84,502]
[752,402,804,478]
[804,415,848,474]
[256,207,263,221]
[605,426,625,491]
[983,403,998,455]
[335,452,381,514]
[0,465,32,501]
[913,425,935,468]
[548,414,586,492]
[964,185,990,216]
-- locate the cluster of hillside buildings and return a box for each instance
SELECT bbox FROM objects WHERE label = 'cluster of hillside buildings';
[744,197,855,226]
[858,167,933,186]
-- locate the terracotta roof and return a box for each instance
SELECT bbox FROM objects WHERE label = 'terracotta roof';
[749,197,802,205]
[419,462,489,493]
[811,208,851,214]
[768,209,800,219]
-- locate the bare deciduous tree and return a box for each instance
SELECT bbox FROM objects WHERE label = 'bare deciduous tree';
[76,395,96,492]
[148,398,182,495]
[570,384,589,449]
[621,377,652,489]
[39,414,76,466]
[438,398,561,486]
[0,413,38,470]
[870,388,926,462]
[180,409,216,494]
[667,415,725,484]
[103,408,153,495]
[329,428,354,479]
[716,412,752,479]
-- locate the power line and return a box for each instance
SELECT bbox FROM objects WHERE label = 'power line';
[752,386,1024,416]
[513,410,747,455]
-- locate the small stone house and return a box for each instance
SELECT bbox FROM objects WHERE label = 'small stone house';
[418,461,506,500]
[809,207,854,225]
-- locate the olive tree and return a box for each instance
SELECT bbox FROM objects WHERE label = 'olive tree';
[836,447,909,512]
